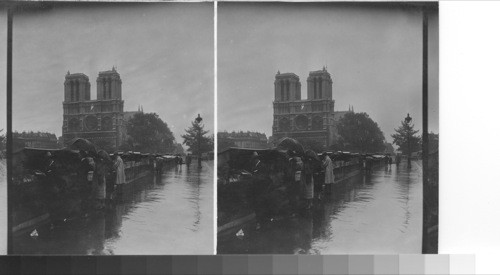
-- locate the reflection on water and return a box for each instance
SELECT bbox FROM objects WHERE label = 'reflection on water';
[13,162,214,255]
[218,162,422,254]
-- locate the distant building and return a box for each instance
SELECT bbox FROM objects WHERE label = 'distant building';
[62,67,139,150]
[13,132,59,150]
[219,131,269,149]
[271,67,352,149]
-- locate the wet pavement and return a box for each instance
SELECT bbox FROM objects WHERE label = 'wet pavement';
[13,161,214,255]
[218,161,422,254]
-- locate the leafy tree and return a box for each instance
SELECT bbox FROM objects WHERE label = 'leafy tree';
[57,136,64,148]
[208,134,215,151]
[182,120,212,155]
[0,129,5,152]
[428,132,439,153]
[391,115,422,155]
[335,112,386,153]
[126,112,175,154]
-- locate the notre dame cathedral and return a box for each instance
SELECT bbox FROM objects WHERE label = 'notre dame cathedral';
[62,67,136,150]
[272,67,352,149]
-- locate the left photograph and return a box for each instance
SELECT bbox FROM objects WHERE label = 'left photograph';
[10,2,214,255]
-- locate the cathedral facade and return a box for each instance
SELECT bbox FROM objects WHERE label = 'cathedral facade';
[62,67,127,150]
[272,67,338,149]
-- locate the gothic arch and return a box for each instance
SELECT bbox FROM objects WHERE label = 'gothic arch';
[312,116,323,130]
[318,77,322,99]
[84,115,98,131]
[101,116,113,131]
[75,80,80,101]
[279,117,290,132]
[68,118,81,132]
[295,115,308,130]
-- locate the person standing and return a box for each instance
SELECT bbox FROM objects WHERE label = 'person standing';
[303,159,314,209]
[186,154,192,167]
[249,152,270,227]
[114,153,126,194]
[95,159,107,209]
[322,152,335,192]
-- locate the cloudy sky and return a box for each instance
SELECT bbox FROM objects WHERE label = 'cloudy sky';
[218,2,438,141]
[12,3,213,144]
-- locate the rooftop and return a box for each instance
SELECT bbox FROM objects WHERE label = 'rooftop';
[309,67,331,77]
[275,71,300,79]
[98,66,120,76]
[65,72,89,79]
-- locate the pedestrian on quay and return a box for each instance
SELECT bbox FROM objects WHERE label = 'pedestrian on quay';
[303,158,315,209]
[288,151,304,213]
[186,154,192,167]
[322,152,335,192]
[94,158,107,209]
[113,152,126,192]
[249,152,271,229]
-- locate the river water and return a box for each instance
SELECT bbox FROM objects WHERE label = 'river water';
[13,162,214,255]
[218,161,422,254]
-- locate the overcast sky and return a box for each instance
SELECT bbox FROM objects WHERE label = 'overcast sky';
[218,2,438,142]
[12,3,213,144]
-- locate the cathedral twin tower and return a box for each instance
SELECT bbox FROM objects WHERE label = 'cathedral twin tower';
[62,67,126,150]
[272,67,337,148]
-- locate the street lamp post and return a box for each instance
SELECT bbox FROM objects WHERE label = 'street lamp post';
[405,113,412,169]
[195,114,203,169]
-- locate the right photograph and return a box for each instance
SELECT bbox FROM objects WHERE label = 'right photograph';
[217,2,438,254]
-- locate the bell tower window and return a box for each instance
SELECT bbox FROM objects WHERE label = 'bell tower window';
[70,81,74,101]
[286,80,290,101]
[75,80,79,101]
[280,80,285,101]
[318,77,322,99]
